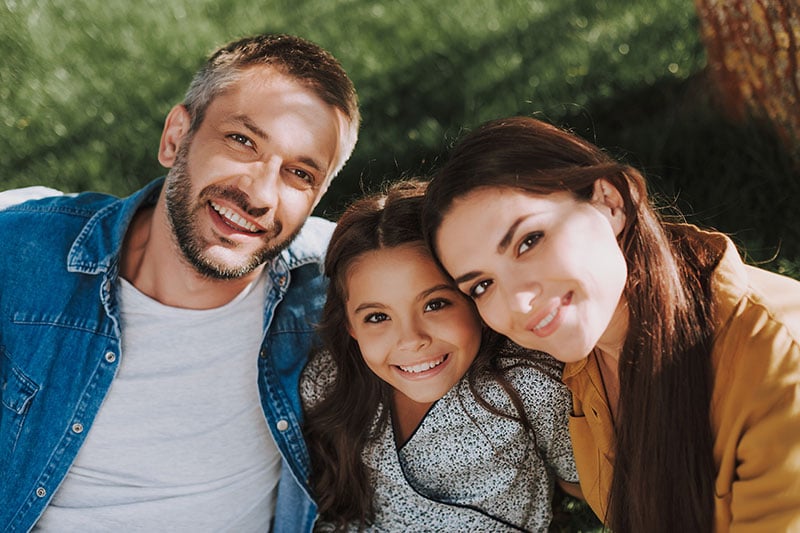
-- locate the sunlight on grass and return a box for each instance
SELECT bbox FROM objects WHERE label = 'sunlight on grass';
[1,0,797,277]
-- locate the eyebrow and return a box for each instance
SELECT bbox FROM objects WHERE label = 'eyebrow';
[353,302,384,314]
[351,283,456,314]
[231,114,326,174]
[497,216,527,253]
[418,283,456,300]
[452,215,529,285]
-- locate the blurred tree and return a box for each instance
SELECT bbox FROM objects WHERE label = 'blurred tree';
[694,0,800,161]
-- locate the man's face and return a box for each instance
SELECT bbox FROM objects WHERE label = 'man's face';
[163,67,343,279]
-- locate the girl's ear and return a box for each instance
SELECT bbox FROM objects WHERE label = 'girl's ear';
[591,178,627,237]
[158,104,191,168]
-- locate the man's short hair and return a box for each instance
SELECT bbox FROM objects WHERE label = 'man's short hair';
[184,34,360,181]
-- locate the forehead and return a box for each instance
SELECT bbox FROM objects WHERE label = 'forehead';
[204,67,343,168]
[345,245,445,294]
[436,188,575,264]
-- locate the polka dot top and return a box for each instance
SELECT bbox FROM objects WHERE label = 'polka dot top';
[301,341,578,532]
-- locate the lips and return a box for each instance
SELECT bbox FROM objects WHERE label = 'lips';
[209,201,264,234]
[397,354,448,374]
[526,291,573,335]
[532,306,558,331]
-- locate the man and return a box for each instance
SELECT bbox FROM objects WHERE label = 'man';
[0,34,359,532]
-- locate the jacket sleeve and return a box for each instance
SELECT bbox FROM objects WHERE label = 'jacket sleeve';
[726,336,800,532]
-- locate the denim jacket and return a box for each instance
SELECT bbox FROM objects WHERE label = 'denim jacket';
[0,179,331,532]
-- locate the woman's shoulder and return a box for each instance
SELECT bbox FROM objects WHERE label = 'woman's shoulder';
[711,232,800,355]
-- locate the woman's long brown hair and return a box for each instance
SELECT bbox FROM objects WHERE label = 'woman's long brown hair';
[421,117,718,533]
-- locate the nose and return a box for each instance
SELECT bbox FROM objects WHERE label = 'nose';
[240,157,282,211]
[502,282,539,315]
[396,318,432,352]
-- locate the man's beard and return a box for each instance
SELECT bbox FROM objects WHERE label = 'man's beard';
[164,140,302,280]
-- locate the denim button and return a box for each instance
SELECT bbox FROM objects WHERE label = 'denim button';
[36,487,46,498]
[276,419,289,431]
[104,352,116,363]
[72,423,84,434]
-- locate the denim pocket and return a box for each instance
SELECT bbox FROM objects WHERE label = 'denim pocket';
[1,350,40,456]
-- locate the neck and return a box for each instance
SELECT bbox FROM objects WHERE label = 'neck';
[391,391,434,446]
[120,199,263,310]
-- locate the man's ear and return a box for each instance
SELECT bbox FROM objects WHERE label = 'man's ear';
[591,178,627,237]
[158,105,191,168]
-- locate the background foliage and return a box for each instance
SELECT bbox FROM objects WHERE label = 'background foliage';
[2,0,797,275]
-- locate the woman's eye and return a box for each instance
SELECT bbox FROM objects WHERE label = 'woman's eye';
[469,280,493,299]
[228,133,254,147]
[365,312,389,324]
[424,298,450,312]
[518,232,543,255]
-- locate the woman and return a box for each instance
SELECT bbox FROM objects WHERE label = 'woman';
[421,116,800,532]
[302,180,579,531]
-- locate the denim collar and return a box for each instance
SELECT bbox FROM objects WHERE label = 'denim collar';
[66,177,329,278]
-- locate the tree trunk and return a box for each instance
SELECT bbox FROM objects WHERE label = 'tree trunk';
[695,0,800,159]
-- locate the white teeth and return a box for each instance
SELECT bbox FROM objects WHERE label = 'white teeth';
[210,201,259,232]
[399,355,445,374]
[533,307,558,330]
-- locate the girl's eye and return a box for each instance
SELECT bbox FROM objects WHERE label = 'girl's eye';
[469,279,493,299]
[365,312,389,324]
[227,133,254,147]
[518,231,543,255]
[424,298,451,312]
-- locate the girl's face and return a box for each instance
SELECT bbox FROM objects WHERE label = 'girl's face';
[434,181,628,363]
[345,243,482,405]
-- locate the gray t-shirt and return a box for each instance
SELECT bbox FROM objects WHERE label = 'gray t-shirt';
[302,342,578,532]
[35,274,280,532]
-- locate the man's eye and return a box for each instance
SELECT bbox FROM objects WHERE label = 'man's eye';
[228,133,254,147]
[470,280,492,299]
[424,298,450,312]
[291,168,315,185]
[365,312,389,324]
[518,232,543,255]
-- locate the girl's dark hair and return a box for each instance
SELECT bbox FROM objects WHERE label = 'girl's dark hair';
[421,117,718,533]
[304,179,543,530]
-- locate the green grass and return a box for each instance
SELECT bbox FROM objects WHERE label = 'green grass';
[4,0,795,275]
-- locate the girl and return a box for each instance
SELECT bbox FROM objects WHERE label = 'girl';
[301,180,580,532]
[421,116,800,532]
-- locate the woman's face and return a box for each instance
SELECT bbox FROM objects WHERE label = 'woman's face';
[434,182,628,363]
[345,243,482,404]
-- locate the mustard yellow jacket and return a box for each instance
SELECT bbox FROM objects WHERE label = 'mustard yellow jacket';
[563,226,800,532]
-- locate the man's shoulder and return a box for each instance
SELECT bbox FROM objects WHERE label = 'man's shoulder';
[0,186,64,209]
[283,216,335,269]
[0,188,120,216]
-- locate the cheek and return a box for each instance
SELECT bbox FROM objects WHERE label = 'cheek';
[352,333,390,372]
[474,299,510,336]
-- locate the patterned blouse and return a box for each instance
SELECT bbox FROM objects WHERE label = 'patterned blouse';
[301,342,578,532]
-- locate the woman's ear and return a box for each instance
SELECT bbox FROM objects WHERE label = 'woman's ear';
[591,178,627,237]
[158,104,191,168]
